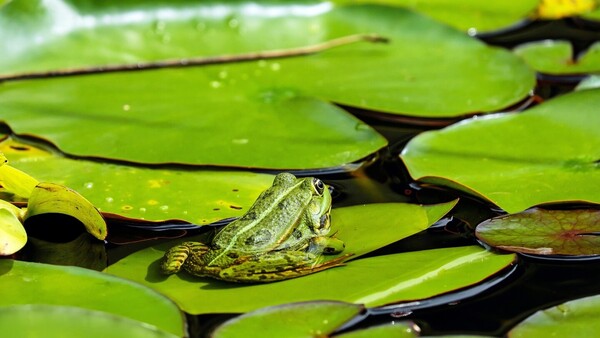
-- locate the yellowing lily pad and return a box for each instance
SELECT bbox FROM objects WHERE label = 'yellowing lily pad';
[476,208,600,256]
[509,294,600,337]
[0,200,26,255]
[400,88,600,213]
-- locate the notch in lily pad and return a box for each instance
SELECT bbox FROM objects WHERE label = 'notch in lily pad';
[25,182,107,241]
[476,207,600,256]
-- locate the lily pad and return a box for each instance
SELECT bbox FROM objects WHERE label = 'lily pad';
[0,259,185,336]
[212,301,364,338]
[334,323,417,338]
[0,305,178,338]
[400,88,600,213]
[509,294,600,337]
[0,200,26,255]
[0,152,39,199]
[106,202,515,314]
[335,0,539,33]
[1,138,274,223]
[476,208,600,256]
[513,40,600,74]
[0,2,533,169]
[25,182,108,240]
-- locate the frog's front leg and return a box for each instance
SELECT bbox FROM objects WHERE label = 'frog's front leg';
[161,241,209,275]
[218,251,352,283]
[310,236,345,255]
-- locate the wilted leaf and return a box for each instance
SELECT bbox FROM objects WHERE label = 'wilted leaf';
[0,259,185,336]
[509,294,600,337]
[476,208,600,256]
[25,182,108,240]
[0,200,26,255]
[0,305,178,338]
[212,301,363,338]
[400,88,600,213]
[0,153,39,199]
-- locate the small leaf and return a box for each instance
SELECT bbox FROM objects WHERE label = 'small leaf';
[0,305,179,338]
[212,301,364,338]
[513,40,600,75]
[476,208,600,256]
[334,322,418,338]
[0,200,26,255]
[509,294,600,337]
[0,153,39,199]
[0,259,185,337]
[25,182,108,240]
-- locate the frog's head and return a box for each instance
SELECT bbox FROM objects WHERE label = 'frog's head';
[304,177,332,236]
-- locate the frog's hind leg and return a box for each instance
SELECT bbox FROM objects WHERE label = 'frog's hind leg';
[218,252,353,283]
[161,242,208,275]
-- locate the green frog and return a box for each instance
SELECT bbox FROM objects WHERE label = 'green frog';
[160,173,351,283]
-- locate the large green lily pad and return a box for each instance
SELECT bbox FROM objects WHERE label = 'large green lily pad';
[0,305,178,338]
[0,2,533,169]
[106,202,515,314]
[476,208,600,256]
[513,40,600,75]
[509,294,600,337]
[1,138,274,223]
[400,88,600,213]
[0,259,185,336]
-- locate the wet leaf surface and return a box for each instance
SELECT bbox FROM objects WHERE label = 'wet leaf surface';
[0,304,178,338]
[476,208,600,256]
[0,259,185,336]
[509,294,600,337]
[400,88,600,213]
[212,301,364,338]
[0,1,534,169]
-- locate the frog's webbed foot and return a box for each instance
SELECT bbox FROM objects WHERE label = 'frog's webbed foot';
[218,251,353,283]
[310,235,345,255]
[161,241,209,275]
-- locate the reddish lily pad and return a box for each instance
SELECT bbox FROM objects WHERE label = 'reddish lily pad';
[476,208,600,256]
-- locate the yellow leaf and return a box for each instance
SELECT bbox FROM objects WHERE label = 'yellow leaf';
[0,200,27,255]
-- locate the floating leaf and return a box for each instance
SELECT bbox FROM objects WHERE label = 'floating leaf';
[334,323,417,338]
[0,200,26,255]
[212,301,363,338]
[0,3,533,170]
[25,182,108,240]
[106,202,513,314]
[1,138,274,223]
[576,75,600,91]
[0,153,39,199]
[335,0,539,33]
[476,208,600,256]
[400,88,600,213]
[509,294,600,337]
[0,259,185,337]
[513,40,600,74]
[0,305,178,338]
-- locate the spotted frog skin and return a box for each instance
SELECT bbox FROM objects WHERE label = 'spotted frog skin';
[160,173,351,283]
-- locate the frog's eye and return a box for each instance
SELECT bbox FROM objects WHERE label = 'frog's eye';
[312,178,325,195]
